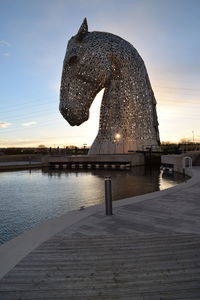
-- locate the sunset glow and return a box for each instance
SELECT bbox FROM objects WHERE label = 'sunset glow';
[0,0,200,148]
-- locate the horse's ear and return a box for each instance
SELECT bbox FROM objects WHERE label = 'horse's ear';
[76,18,88,41]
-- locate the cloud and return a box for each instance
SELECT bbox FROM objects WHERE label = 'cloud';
[0,40,11,56]
[0,40,11,47]
[22,121,37,127]
[0,122,11,128]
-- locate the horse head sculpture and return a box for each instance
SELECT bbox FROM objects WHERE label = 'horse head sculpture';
[60,18,160,154]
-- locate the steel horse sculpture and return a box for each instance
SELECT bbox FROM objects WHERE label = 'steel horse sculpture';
[60,18,160,154]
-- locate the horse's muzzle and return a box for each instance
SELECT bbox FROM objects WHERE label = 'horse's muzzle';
[59,105,89,126]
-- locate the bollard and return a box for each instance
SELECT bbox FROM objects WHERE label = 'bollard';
[105,176,113,215]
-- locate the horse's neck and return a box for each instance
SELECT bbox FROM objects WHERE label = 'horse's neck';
[99,78,131,135]
[98,73,158,142]
[90,68,160,154]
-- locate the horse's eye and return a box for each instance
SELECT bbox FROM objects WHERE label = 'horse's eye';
[68,55,78,65]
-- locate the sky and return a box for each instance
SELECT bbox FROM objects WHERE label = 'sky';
[0,0,200,148]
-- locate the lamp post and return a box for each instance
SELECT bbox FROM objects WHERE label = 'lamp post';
[83,143,87,154]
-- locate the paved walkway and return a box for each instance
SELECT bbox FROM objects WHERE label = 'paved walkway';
[0,167,200,299]
[64,170,200,236]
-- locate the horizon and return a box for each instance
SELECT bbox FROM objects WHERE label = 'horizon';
[1,0,200,147]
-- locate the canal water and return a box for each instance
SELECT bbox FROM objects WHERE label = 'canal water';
[0,166,186,244]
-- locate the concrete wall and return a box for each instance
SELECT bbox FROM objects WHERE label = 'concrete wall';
[161,151,200,173]
[42,153,145,167]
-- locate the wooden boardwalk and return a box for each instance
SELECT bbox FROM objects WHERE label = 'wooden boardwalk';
[0,234,200,299]
[1,167,200,299]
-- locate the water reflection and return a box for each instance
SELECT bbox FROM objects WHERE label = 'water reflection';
[0,166,186,244]
[41,166,183,201]
[160,169,187,190]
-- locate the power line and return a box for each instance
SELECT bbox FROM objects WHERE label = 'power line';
[154,85,200,92]
[1,114,199,135]
[1,108,59,122]
[1,85,200,112]
[0,97,58,113]
[0,119,65,133]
